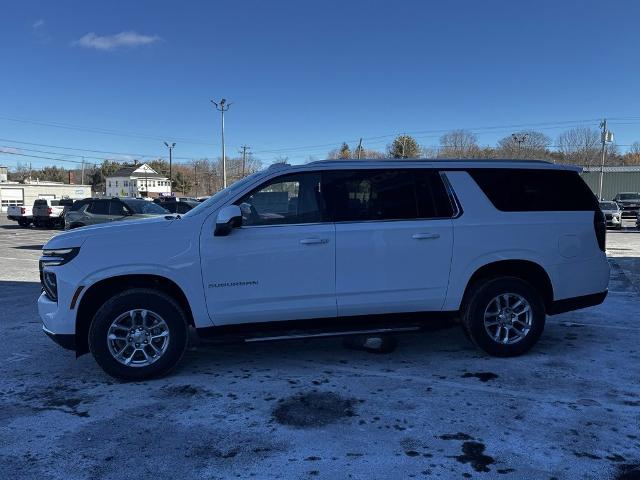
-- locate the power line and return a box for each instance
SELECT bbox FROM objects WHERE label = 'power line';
[0,137,194,160]
[0,114,216,146]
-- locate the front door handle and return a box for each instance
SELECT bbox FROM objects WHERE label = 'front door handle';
[412,233,440,240]
[300,237,329,245]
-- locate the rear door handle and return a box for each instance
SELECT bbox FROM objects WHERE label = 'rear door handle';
[300,237,329,245]
[412,233,440,240]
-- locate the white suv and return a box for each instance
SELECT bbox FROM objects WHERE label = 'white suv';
[38,160,610,379]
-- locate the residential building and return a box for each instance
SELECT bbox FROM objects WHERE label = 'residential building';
[105,163,171,198]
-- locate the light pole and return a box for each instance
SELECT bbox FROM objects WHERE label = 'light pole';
[511,133,528,159]
[164,142,175,195]
[211,98,232,188]
[598,119,613,201]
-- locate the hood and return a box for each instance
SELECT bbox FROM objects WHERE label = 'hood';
[44,215,176,250]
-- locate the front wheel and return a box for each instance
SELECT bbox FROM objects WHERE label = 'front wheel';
[89,288,188,380]
[461,277,545,357]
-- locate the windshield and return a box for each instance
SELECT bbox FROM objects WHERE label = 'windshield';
[618,193,640,200]
[182,172,264,217]
[599,202,618,210]
[122,199,169,214]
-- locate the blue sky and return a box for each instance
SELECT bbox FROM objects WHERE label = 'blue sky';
[1,0,640,168]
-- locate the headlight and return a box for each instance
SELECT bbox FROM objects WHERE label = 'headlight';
[39,247,80,302]
[40,247,80,266]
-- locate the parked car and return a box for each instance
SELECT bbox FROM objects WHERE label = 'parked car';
[64,197,169,229]
[612,192,640,217]
[158,200,199,214]
[7,205,33,227]
[33,199,69,228]
[39,160,610,380]
[599,201,622,229]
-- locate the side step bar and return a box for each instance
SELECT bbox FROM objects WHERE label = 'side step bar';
[244,326,420,343]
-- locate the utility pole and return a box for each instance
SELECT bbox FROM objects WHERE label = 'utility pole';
[81,157,85,185]
[164,142,176,195]
[194,162,198,197]
[211,98,232,188]
[598,119,613,200]
[239,145,251,177]
[356,138,363,159]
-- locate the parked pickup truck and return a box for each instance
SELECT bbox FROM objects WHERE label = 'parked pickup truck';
[33,199,73,229]
[7,205,33,227]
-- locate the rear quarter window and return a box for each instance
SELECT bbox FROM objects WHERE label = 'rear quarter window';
[469,169,598,212]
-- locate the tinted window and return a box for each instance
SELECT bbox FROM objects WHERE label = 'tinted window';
[88,200,110,215]
[618,193,640,200]
[109,200,129,216]
[121,199,168,214]
[469,169,598,212]
[323,169,452,222]
[599,202,618,210]
[70,199,90,211]
[236,172,323,226]
[162,202,178,213]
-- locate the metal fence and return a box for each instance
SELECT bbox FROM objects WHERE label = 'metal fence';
[580,166,640,200]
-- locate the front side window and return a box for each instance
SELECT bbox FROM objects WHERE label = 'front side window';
[235,172,324,226]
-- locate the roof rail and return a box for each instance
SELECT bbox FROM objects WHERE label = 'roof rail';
[267,162,291,170]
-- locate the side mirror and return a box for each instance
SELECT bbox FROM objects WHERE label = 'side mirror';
[214,205,242,236]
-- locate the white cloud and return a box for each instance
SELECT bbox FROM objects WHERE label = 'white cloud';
[73,31,161,51]
[32,19,44,29]
[0,147,21,155]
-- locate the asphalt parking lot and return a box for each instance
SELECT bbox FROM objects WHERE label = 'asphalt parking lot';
[0,218,639,480]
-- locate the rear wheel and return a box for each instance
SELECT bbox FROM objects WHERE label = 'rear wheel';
[89,288,188,380]
[461,276,545,357]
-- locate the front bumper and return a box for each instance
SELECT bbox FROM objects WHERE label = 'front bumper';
[43,326,76,350]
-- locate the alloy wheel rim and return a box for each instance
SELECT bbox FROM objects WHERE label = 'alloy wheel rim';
[483,293,533,345]
[107,309,170,367]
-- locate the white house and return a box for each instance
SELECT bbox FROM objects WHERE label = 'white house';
[105,163,171,198]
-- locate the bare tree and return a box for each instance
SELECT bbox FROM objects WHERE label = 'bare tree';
[438,130,479,158]
[496,131,550,160]
[556,127,600,166]
[622,141,640,165]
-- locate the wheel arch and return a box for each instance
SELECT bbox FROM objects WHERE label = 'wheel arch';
[461,260,554,313]
[75,274,195,356]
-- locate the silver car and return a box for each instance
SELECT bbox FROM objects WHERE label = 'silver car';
[599,201,622,230]
[64,198,169,230]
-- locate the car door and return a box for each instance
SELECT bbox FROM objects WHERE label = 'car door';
[323,168,455,317]
[200,171,337,325]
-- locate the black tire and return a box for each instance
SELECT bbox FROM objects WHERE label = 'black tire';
[89,288,188,380]
[461,276,545,357]
[69,223,85,229]
[17,219,28,228]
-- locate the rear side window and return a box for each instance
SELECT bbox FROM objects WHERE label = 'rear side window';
[70,200,90,211]
[322,169,453,222]
[109,200,129,216]
[469,169,598,212]
[87,200,110,215]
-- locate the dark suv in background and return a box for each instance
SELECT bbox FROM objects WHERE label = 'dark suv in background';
[64,197,169,229]
[613,192,640,217]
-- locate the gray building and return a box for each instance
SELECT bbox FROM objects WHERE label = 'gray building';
[0,180,91,212]
[580,166,640,200]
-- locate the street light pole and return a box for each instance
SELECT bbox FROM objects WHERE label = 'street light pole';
[511,133,528,159]
[164,142,176,195]
[211,98,232,188]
